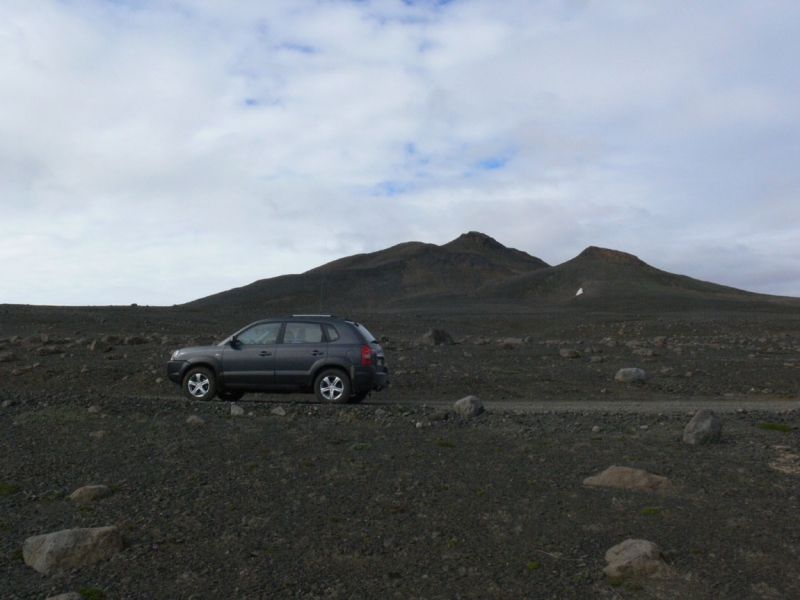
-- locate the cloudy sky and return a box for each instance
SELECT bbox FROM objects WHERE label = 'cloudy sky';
[2,0,799,305]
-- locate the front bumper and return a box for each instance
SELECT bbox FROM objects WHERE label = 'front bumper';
[166,360,186,385]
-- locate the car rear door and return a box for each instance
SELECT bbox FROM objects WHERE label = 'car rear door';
[222,322,281,388]
[273,321,327,387]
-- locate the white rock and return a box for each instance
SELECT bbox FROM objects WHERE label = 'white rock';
[591,425,601,433]
[87,405,102,414]
[230,404,245,416]
[270,406,287,416]
[23,526,124,575]
[186,415,204,425]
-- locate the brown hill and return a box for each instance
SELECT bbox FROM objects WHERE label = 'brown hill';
[187,232,549,314]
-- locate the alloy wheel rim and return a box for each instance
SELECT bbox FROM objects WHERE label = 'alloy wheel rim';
[188,373,210,397]
[320,376,344,400]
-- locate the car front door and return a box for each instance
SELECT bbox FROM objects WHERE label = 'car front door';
[273,322,328,387]
[222,322,281,389]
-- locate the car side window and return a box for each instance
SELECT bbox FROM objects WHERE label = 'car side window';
[283,322,324,344]
[237,322,281,345]
[323,324,340,342]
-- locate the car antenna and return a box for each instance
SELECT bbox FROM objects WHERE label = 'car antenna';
[318,234,328,314]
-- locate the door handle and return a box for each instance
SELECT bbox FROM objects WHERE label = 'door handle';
[259,351,272,357]
[311,350,325,356]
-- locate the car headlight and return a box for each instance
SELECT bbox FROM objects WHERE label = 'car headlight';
[171,350,181,360]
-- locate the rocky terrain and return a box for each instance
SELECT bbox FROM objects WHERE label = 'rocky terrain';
[2,231,800,599]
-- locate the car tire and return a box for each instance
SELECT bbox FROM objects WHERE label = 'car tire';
[314,369,351,404]
[216,390,245,402]
[349,390,369,404]
[183,366,217,401]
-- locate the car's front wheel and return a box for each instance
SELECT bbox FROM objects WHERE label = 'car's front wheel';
[183,367,217,401]
[314,369,351,404]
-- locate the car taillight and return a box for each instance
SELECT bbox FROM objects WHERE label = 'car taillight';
[360,344,372,365]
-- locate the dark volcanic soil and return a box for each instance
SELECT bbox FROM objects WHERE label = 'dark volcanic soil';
[1,304,800,599]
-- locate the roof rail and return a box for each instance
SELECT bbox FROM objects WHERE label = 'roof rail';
[290,314,338,318]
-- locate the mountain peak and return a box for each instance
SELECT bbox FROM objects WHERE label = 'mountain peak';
[577,246,647,266]
[443,231,506,251]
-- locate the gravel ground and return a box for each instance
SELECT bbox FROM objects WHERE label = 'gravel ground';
[2,393,800,599]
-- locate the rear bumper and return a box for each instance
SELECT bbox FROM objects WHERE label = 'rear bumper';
[352,365,390,393]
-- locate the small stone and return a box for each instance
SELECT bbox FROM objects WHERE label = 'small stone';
[559,348,581,358]
[683,409,722,445]
[37,346,64,356]
[604,539,674,578]
[89,430,107,439]
[23,526,124,575]
[270,406,287,416]
[46,593,84,600]
[0,351,18,363]
[87,405,102,414]
[615,368,646,383]
[230,404,245,416]
[68,485,112,503]
[632,348,654,356]
[374,408,387,418]
[583,466,670,491]
[186,415,204,425]
[453,396,484,419]
[591,425,601,433]
[589,356,604,363]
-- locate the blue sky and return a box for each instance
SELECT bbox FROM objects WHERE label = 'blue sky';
[1,0,799,305]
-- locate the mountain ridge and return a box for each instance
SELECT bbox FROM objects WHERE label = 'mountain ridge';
[185,232,799,314]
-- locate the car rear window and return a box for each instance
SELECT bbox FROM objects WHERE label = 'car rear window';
[353,323,377,343]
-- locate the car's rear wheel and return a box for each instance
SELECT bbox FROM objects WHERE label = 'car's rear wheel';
[183,367,216,401]
[314,369,351,404]
[217,390,245,402]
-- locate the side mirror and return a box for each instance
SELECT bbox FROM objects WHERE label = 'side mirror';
[229,336,240,347]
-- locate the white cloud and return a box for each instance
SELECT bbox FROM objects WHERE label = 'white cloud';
[1,0,799,304]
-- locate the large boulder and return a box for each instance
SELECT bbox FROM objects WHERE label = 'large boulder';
[683,409,722,445]
[615,368,646,383]
[23,526,124,574]
[453,396,484,419]
[604,539,674,578]
[417,329,454,346]
[583,466,670,491]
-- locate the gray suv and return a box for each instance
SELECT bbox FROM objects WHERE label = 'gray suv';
[167,315,389,404]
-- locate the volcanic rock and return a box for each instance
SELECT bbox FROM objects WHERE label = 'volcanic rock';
[23,526,124,574]
[615,368,646,383]
[604,539,674,578]
[683,409,723,445]
[417,329,454,346]
[454,396,484,419]
[68,485,113,503]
